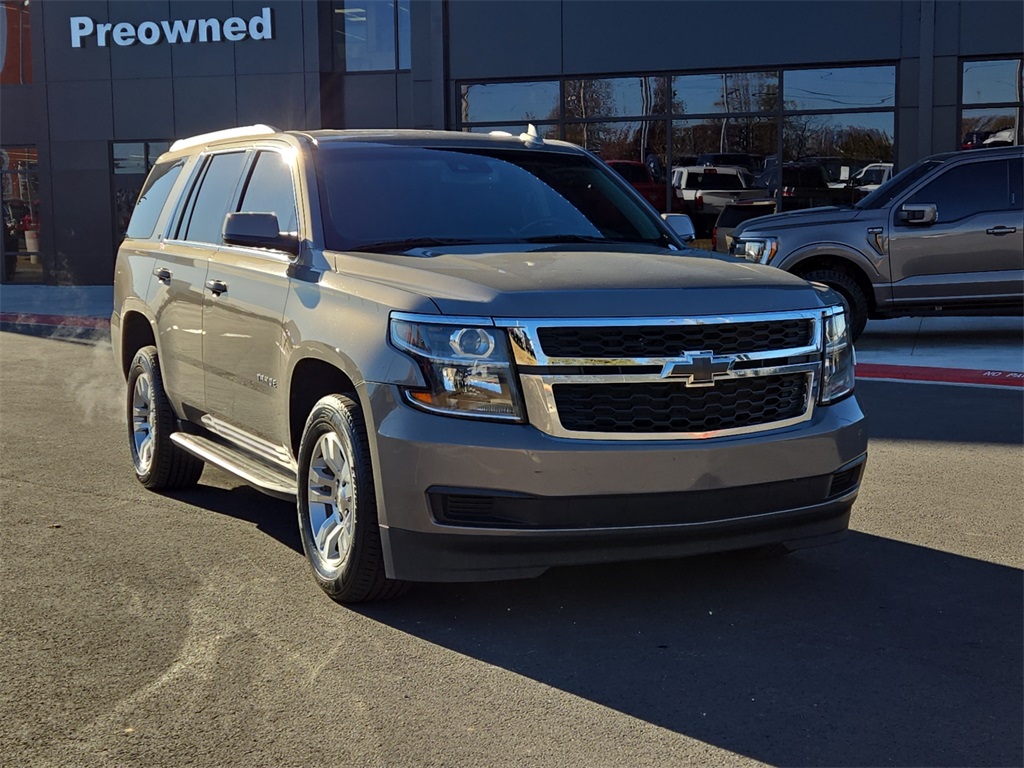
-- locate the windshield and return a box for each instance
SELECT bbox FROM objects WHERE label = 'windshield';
[856,159,942,209]
[315,145,670,252]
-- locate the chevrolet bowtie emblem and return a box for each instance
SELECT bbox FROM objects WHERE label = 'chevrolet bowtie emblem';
[661,351,732,386]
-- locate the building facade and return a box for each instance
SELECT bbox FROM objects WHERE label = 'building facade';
[1,0,1021,285]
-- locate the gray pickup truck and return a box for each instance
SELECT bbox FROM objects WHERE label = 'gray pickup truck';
[731,147,1024,339]
[112,125,867,603]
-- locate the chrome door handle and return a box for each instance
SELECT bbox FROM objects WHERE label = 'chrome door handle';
[205,279,228,295]
[153,266,172,283]
[986,226,1017,235]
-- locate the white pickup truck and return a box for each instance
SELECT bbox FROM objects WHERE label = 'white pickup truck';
[670,165,750,236]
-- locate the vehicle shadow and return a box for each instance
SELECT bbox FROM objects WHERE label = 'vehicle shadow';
[856,379,1024,445]
[167,484,302,554]
[356,534,1022,767]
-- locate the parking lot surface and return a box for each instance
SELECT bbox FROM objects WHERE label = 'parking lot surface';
[0,327,1021,767]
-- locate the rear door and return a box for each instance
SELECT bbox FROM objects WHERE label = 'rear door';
[202,148,297,448]
[150,151,248,416]
[888,156,1023,305]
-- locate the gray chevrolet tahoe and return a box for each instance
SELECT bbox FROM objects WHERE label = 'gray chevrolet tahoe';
[731,146,1024,339]
[112,125,867,603]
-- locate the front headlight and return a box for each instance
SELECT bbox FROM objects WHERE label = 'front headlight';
[389,316,524,421]
[820,305,855,404]
[734,236,778,264]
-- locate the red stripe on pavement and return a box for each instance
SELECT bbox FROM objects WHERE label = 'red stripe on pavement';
[857,363,1024,387]
[0,312,110,329]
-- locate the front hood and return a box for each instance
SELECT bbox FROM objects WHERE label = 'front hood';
[330,243,831,317]
[738,205,868,236]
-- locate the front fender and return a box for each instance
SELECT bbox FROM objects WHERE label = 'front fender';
[776,241,884,281]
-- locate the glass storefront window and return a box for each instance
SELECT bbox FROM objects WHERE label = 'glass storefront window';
[783,66,896,111]
[962,59,1023,105]
[565,120,672,213]
[1,0,32,86]
[672,72,779,115]
[459,81,560,124]
[1,146,41,284]
[672,117,777,168]
[464,124,559,138]
[333,0,410,72]
[563,76,668,119]
[113,141,172,242]
[960,59,1022,149]
[961,107,1022,149]
[782,112,894,163]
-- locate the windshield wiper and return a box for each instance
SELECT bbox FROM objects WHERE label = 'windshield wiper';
[350,237,481,253]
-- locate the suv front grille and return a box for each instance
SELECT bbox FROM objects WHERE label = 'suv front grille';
[503,311,823,441]
[537,318,812,358]
[552,374,808,434]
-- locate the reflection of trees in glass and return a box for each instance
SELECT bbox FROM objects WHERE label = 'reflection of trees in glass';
[563,77,669,154]
[961,112,1017,135]
[565,120,669,177]
[783,115,892,162]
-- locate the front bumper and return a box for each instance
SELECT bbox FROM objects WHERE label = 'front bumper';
[365,383,867,582]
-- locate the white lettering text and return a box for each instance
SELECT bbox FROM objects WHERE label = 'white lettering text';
[69,8,274,48]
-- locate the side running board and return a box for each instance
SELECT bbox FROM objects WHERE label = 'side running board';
[170,432,297,500]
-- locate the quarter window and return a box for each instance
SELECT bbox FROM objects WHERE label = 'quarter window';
[125,159,184,240]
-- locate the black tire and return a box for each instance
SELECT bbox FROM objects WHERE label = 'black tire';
[799,267,869,341]
[126,346,204,490]
[296,394,408,604]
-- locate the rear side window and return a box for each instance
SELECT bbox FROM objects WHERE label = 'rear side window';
[181,152,248,245]
[685,173,744,191]
[125,160,184,239]
[904,160,1010,223]
[237,151,298,234]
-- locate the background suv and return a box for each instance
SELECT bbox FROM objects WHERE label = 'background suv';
[731,147,1023,339]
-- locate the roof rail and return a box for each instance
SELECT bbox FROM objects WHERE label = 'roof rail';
[170,124,280,153]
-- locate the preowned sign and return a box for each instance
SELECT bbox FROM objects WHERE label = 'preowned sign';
[70,7,274,48]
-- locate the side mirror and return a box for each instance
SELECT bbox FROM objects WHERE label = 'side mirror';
[223,212,300,255]
[662,213,696,243]
[897,203,937,226]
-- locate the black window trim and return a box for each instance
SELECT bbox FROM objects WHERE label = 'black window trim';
[166,148,251,248]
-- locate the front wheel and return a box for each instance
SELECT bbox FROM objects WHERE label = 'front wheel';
[126,346,204,490]
[296,394,407,604]
[800,267,869,341]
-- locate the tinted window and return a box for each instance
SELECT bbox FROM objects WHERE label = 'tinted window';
[685,173,744,191]
[237,151,298,234]
[316,145,668,250]
[182,152,247,244]
[612,163,648,183]
[904,160,1010,223]
[125,160,184,239]
[1010,158,1022,209]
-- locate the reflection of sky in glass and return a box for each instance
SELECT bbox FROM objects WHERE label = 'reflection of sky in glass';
[962,59,1023,105]
[465,124,559,138]
[672,72,779,115]
[784,67,895,110]
[564,77,666,118]
[461,82,560,123]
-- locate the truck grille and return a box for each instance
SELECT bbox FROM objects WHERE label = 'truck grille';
[552,374,808,434]
[537,318,812,358]
[503,310,823,440]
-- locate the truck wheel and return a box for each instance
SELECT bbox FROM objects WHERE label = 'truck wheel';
[127,346,204,490]
[799,267,869,341]
[297,395,408,604]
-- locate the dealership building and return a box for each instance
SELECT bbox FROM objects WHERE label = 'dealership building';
[1,0,1021,285]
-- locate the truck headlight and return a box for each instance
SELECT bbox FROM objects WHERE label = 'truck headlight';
[389,317,524,421]
[734,237,778,264]
[820,305,855,404]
